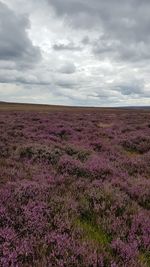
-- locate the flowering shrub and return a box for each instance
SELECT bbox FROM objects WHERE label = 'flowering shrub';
[121,135,150,154]
[0,109,150,266]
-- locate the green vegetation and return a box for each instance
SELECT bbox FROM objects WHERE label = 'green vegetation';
[76,218,111,246]
[139,251,150,267]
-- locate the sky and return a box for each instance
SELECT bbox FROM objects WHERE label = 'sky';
[0,0,150,106]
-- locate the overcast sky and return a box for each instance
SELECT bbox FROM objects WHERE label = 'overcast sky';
[0,0,150,106]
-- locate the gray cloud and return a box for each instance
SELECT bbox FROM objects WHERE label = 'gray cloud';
[55,78,77,89]
[81,36,90,45]
[58,62,76,74]
[48,0,92,17]
[50,0,150,64]
[53,42,81,51]
[0,70,50,86]
[0,1,41,67]
[93,36,150,63]
[49,0,150,39]
[116,83,143,96]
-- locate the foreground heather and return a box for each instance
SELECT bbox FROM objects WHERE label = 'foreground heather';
[0,109,150,266]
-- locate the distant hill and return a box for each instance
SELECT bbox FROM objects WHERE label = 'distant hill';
[118,106,150,110]
[0,101,149,110]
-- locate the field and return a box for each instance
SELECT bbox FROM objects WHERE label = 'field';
[0,103,150,266]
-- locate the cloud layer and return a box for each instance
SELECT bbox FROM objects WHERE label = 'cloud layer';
[0,2,41,66]
[0,0,150,106]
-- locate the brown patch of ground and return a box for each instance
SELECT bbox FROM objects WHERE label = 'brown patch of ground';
[123,150,141,158]
[97,123,113,128]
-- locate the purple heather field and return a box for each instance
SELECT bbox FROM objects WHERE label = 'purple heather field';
[0,107,150,267]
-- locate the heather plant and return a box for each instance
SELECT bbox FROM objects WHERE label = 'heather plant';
[85,155,113,180]
[16,144,63,165]
[119,156,149,177]
[58,155,87,177]
[64,145,90,162]
[121,135,150,154]
[122,177,150,209]
[0,109,150,266]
